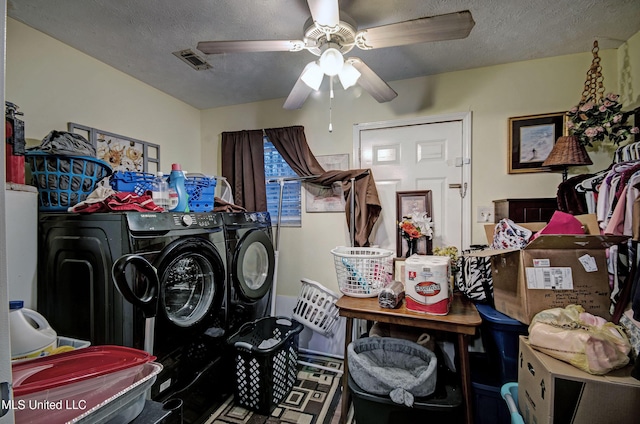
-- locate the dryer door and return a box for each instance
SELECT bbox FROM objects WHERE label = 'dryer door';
[155,237,225,328]
[233,229,275,301]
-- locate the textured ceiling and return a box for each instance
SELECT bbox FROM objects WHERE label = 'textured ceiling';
[7,0,640,110]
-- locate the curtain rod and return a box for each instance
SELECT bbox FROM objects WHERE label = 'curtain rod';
[266,175,319,183]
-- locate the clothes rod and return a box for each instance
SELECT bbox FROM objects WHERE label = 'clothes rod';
[266,174,319,183]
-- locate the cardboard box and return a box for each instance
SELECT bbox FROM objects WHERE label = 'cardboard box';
[480,215,627,324]
[518,336,640,424]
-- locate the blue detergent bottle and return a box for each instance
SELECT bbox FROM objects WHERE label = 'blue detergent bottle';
[167,163,189,212]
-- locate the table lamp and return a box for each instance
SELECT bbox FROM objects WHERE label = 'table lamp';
[542,135,593,181]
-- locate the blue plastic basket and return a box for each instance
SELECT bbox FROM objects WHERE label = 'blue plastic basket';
[110,171,217,212]
[26,151,112,211]
[184,174,216,212]
[110,171,156,195]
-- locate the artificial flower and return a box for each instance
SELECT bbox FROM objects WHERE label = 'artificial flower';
[433,245,460,274]
[398,212,433,240]
[567,93,639,147]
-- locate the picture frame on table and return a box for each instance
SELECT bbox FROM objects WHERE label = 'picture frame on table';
[396,190,433,258]
[393,258,406,285]
[508,112,566,174]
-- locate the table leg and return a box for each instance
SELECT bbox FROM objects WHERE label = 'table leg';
[457,333,474,424]
[340,316,353,424]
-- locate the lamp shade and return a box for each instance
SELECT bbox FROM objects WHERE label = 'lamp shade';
[542,136,593,168]
[301,61,324,90]
[338,62,361,89]
[319,47,344,76]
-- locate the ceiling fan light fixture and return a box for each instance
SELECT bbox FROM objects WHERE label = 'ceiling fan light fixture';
[338,62,361,89]
[301,61,324,90]
[319,47,344,76]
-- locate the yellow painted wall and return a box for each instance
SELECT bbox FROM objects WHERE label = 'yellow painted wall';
[6,18,202,172]
[8,16,639,297]
[202,37,639,296]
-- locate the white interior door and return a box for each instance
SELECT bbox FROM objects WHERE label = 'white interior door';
[354,113,471,254]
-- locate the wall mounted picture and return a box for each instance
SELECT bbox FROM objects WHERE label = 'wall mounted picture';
[305,154,349,213]
[68,122,160,173]
[508,112,566,174]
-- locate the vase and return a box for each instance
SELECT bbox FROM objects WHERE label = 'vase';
[405,238,418,257]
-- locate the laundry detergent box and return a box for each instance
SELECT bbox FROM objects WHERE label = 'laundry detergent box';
[517,336,640,424]
[404,254,451,315]
[481,214,627,324]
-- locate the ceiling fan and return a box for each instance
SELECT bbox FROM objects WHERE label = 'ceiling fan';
[197,0,475,109]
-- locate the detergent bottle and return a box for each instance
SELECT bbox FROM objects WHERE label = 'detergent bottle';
[167,163,189,212]
[9,300,58,360]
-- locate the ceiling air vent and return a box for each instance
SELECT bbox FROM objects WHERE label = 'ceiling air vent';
[172,49,212,71]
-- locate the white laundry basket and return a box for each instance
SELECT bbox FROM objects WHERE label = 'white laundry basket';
[292,278,340,337]
[331,246,394,297]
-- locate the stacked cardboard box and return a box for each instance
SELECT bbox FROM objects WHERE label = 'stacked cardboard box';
[518,337,640,423]
[477,215,627,324]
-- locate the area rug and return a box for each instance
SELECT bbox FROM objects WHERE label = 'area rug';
[205,352,343,424]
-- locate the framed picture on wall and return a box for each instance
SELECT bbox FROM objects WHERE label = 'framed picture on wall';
[396,190,433,257]
[305,154,349,213]
[68,122,160,173]
[508,112,566,174]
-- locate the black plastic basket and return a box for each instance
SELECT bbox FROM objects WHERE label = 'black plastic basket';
[227,316,304,414]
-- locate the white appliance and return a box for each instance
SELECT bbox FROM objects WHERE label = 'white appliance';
[6,184,38,308]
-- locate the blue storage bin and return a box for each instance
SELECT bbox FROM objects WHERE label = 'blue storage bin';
[476,303,528,383]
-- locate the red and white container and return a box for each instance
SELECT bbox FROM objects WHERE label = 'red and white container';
[405,255,452,315]
[11,346,155,423]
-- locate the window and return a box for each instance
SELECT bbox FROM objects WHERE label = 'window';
[264,137,301,226]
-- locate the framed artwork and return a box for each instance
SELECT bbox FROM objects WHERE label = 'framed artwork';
[68,122,160,173]
[508,112,566,174]
[396,190,433,257]
[394,258,406,285]
[305,154,349,213]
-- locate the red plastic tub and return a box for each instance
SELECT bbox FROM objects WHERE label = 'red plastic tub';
[11,346,155,423]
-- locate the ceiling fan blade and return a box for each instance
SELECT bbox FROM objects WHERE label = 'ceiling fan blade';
[307,0,340,30]
[355,10,475,50]
[197,40,304,55]
[347,58,397,103]
[283,63,316,110]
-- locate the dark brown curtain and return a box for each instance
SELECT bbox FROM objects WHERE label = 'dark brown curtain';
[265,126,381,247]
[221,129,267,212]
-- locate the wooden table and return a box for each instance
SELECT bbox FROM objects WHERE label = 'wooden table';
[336,293,481,424]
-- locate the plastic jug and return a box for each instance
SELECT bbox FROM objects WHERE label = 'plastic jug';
[167,163,189,212]
[9,300,58,360]
[151,171,170,210]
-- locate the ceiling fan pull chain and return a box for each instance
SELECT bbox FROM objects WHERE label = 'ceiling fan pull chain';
[329,76,334,132]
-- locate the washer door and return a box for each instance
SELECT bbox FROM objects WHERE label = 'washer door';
[233,229,275,301]
[155,237,225,328]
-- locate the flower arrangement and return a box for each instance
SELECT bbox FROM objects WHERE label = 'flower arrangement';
[398,212,433,240]
[566,93,639,147]
[433,246,460,274]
